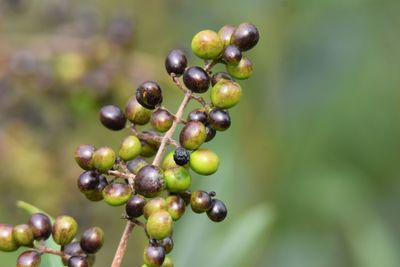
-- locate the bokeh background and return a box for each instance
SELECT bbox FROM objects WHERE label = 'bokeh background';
[1,0,400,266]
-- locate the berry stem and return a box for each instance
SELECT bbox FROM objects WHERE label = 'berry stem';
[130,128,180,148]
[172,74,207,107]
[111,221,135,267]
[35,244,64,257]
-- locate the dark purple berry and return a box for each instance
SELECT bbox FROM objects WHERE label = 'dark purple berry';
[190,191,212,213]
[136,81,163,109]
[126,157,148,174]
[207,199,227,222]
[187,108,207,124]
[143,244,165,267]
[74,145,95,170]
[165,49,187,76]
[125,195,146,218]
[205,124,217,142]
[208,108,231,131]
[173,147,190,166]
[16,250,41,267]
[231,23,259,51]
[80,227,104,254]
[183,66,210,93]
[68,256,89,267]
[134,165,165,198]
[77,171,100,193]
[222,45,242,65]
[151,108,174,132]
[99,105,126,131]
[62,241,85,266]
[157,236,174,254]
[28,213,52,241]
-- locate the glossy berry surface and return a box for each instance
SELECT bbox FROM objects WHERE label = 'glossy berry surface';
[16,250,41,267]
[135,165,166,197]
[218,25,236,46]
[62,241,85,265]
[146,210,173,240]
[74,144,95,170]
[125,195,146,218]
[119,135,142,161]
[136,81,163,109]
[205,124,217,142]
[0,224,19,252]
[187,108,208,124]
[143,244,165,267]
[125,96,152,125]
[157,236,174,254]
[183,66,210,93]
[211,72,234,86]
[68,256,89,267]
[208,108,231,131]
[226,56,253,80]
[52,216,78,246]
[211,79,242,109]
[166,195,186,221]
[222,45,242,66]
[207,199,228,222]
[164,167,192,193]
[165,49,187,76]
[143,197,167,219]
[28,213,52,241]
[189,148,220,175]
[173,147,190,166]
[161,151,188,170]
[102,182,132,206]
[191,30,224,60]
[127,157,148,174]
[190,191,212,213]
[13,224,34,247]
[92,147,116,173]
[151,108,174,133]
[179,121,207,150]
[99,105,126,131]
[80,227,104,254]
[231,22,259,51]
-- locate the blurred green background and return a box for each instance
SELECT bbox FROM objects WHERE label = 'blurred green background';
[1,0,400,266]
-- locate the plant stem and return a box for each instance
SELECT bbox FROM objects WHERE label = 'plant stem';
[35,245,64,257]
[110,90,192,267]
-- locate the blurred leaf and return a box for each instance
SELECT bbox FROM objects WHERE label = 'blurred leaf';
[16,200,61,267]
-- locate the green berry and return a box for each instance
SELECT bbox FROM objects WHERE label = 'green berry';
[143,197,167,219]
[162,151,188,170]
[179,121,207,150]
[16,250,41,267]
[125,96,152,125]
[211,72,234,86]
[189,148,219,175]
[164,167,191,193]
[127,157,148,174]
[162,257,174,267]
[190,191,212,213]
[28,213,52,241]
[191,30,224,59]
[135,165,166,197]
[13,224,34,247]
[102,183,132,206]
[119,135,142,161]
[146,210,173,240]
[226,56,253,80]
[143,244,165,267]
[0,224,19,252]
[140,139,158,157]
[80,227,104,254]
[74,144,95,170]
[218,25,236,47]
[211,79,242,109]
[166,195,186,221]
[151,108,174,133]
[92,147,116,173]
[52,216,78,246]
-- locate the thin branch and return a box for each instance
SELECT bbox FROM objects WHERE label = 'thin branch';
[111,222,135,267]
[35,245,64,257]
[171,74,207,107]
[107,170,135,181]
[204,59,218,73]
[130,128,179,148]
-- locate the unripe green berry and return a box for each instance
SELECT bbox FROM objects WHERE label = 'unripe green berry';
[191,30,224,59]
[74,144,95,170]
[119,135,142,161]
[13,224,34,247]
[179,121,207,150]
[162,257,174,267]
[80,227,104,254]
[127,157,148,174]
[143,197,167,219]
[226,56,253,80]
[102,183,132,206]
[0,224,19,252]
[125,96,152,125]
[143,244,165,267]
[16,250,41,267]
[189,148,220,175]
[140,139,158,157]
[146,210,173,240]
[190,191,212,213]
[218,25,236,47]
[211,79,242,109]
[151,108,174,133]
[166,195,186,221]
[92,147,116,173]
[52,216,78,246]
[164,167,191,193]
[162,151,188,170]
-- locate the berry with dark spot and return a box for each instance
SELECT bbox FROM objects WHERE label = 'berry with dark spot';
[92,147,116,173]
[179,121,207,150]
[166,195,186,221]
[125,96,152,125]
[173,147,190,166]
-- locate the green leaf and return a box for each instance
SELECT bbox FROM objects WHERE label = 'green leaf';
[16,200,62,267]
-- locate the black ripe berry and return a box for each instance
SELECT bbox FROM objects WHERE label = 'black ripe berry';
[183,66,210,93]
[231,23,259,51]
[99,105,126,131]
[125,195,146,218]
[136,81,163,110]
[207,199,227,222]
[222,45,242,65]
[68,256,89,267]
[143,244,166,267]
[173,147,190,166]
[208,108,231,131]
[80,227,104,254]
[187,108,208,124]
[62,241,85,266]
[28,213,52,241]
[165,49,187,76]
[16,250,41,267]
[211,72,234,86]
[205,124,217,142]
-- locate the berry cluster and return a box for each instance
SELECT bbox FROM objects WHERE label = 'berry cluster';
[0,213,104,267]
[74,22,259,267]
